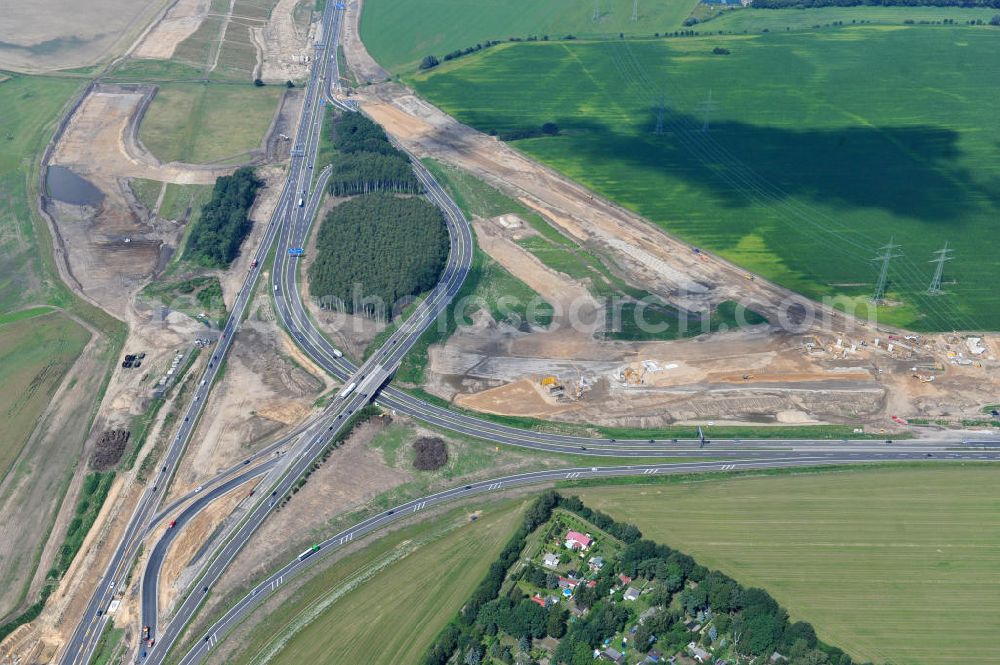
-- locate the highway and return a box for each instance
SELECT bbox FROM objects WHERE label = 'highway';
[175,449,1000,665]
[57,1,347,662]
[57,1,1000,663]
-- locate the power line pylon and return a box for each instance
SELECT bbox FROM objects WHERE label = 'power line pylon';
[592,0,600,22]
[870,238,903,303]
[927,241,953,295]
[632,0,638,22]
[696,90,718,132]
[653,96,665,135]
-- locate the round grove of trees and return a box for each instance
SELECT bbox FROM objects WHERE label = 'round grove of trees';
[308,193,449,320]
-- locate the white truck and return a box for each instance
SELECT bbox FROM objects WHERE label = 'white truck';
[338,382,357,399]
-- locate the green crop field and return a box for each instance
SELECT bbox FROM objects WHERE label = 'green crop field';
[138,82,282,164]
[701,6,1000,33]
[575,465,1000,665]
[410,25,1000,332]
[360,0,702,73]
[226,498,528,665]
[0,312,90,481]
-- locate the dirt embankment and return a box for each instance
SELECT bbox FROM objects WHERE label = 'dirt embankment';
[341,21,999,429]
[133,0,211,60]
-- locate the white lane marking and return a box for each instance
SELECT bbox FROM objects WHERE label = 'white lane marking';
[488,482,502,490]
[643,468,658,475]
[720,464,736,471]
[565,472,581,479]
[413,501,426,512]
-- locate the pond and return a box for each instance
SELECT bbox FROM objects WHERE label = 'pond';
[46,165,104,206]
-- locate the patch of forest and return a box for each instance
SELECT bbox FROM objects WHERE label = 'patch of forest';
[326,112,421,196]
[308,193,449,319]
[185,167,262,267]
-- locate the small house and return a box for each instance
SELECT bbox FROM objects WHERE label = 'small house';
[530,595,547,607]
[618,573,632,586]
[558,576,580,589]
[647,648,663,662]
[589,555,605,571]
[543,553,560,569]
[565,530,593,550]
[686,642,710,663]
[624,586,641,601]
[601,647,625,664]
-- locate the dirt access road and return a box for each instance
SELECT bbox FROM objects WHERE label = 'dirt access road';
[340,1,1000,429]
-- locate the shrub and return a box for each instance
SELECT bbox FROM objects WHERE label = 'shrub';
[412,437,448,470]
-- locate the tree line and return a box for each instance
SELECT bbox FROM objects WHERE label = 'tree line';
[326,112,420,196]
[753,0,1000,8]
[423,491,878,665]
[185,167,262,267]
[308,193,448,320]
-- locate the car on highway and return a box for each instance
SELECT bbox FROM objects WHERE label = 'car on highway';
[168,520,176,528]
[195,485,203,493]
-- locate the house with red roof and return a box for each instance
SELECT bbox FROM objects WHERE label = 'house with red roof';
[565,530,593,551]
[558,576,580,589]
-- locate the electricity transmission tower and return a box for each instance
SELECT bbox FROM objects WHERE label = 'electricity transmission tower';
[592,0,600,22]
[870,238,903,303]
[696,90,718,132]
[653,96,665,134]
[927,241,953,295]
[632,0,638,22]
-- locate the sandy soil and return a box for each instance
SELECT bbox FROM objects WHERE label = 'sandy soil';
[339,18,1000,429]
[169,320,329,496]
[255,0,314,82]
[47,86,235,318]
[157,480,255,614]
[340,0,389,84]
[473,215,600,332]
[133,0,212,59]
[0,0,170,72]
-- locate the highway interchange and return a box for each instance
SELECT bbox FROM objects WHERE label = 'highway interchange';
[57,3,1000,664]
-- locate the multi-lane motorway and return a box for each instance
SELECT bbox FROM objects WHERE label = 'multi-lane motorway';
[57,2,1000,664]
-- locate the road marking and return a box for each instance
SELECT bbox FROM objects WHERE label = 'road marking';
[413,501,426,512]
[488,482,502,491]
[643,468,658,475]
[565,472,581,479]
[339,532,354,545]
[720,464,736,471]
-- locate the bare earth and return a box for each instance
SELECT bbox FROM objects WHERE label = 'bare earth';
[0,0,169,72]
[339,1,1000,430]
[132,0,211,60]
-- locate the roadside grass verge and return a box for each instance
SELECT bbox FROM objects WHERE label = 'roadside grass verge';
[224,498,528,665]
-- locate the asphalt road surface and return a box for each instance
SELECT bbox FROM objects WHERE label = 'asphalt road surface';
[57,1,1000,663]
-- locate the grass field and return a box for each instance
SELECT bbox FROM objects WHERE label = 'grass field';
[139,82,282,164]
[226,498,528,665]
[411,25,1000,332]
[360,0,702,73]
[0,312,91,481]
[574,465,1000,665]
